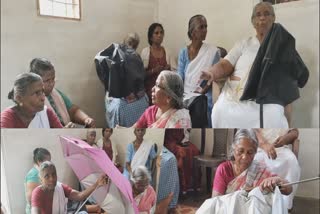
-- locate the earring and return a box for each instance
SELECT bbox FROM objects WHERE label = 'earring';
[19,102,23,107]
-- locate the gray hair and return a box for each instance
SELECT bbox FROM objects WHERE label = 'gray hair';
[130,166,151,184]
[39,161,56,178]
[158,70,184,109]
[123,32,140,50]
[230,129,258,159]
[251,2,275,24]
[8,73,42,102]
[87,129,96,135]
[188,14,206,40]
[30,58,55,77]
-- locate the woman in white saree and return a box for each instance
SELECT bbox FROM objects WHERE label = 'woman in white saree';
[177,14,220,127]
[123,129,157,180]
[201,2,290,128]
[197,129,293,214]
[254,129,300,211]
[1,73,63,128]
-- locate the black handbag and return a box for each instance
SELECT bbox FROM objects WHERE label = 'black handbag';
[95,43,145,98]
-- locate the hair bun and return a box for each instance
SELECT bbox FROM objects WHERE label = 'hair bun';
[7,89,14,100]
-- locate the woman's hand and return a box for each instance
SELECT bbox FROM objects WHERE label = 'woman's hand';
[84,117,96,128]
[259,176,282,193]
[273,136,287,148]
[261,143,277,159]
[64,122,76,128]
[260,176,292,195]
[200,71,214,84]
[95,175,109,188]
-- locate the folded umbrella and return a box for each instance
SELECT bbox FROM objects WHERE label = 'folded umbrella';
[59,136,138,213]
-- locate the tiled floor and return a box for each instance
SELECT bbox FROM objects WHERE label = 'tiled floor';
[176,191,320,214]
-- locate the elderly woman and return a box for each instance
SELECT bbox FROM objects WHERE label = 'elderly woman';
[131,166,156,214]
[31,161,107,214]
[123,128,157,180]
[1,73,62,128]
[164,129,200,195]
[25,148,51,214]
[29,58,95,128]
[212,129,292,198]
[177,14,220,128]
[141,23,175,105]
[254,129,300,211]
[84,129,99,148]
[133,70,191,128]
[97,128,123,172]
[201,2,308,128]
[101,33,149,127]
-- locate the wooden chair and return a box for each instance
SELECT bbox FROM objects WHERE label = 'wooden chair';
[193,129,235,193]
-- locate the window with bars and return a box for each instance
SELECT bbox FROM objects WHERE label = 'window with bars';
[262,0,300,4]
[37,0,81,20]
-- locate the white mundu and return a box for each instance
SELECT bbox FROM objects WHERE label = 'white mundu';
[211,36,288,128]
[254,129,300,210]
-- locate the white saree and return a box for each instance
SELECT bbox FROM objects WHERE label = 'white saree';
[131,140,153,173]
[52,182,68,214]
[184,43,218,100]
[254,129,301,209]
[196,187,287,214]
[211,36,288,128]
[28,105,50,128]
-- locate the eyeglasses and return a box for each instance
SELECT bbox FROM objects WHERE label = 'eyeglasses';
[254,11,273,18]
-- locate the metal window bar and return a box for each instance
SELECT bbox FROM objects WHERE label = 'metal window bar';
[44,0,79,18]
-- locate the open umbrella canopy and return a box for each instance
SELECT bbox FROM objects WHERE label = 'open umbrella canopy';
[59,136,138,213]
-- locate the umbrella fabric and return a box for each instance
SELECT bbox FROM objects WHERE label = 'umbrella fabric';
[59,136,138,213]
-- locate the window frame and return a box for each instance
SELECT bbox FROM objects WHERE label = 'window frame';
[262,0,301,5]
[36,0,82,21]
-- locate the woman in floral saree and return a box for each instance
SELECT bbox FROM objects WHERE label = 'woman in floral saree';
[133,70,191,128]
[212,129,292,197]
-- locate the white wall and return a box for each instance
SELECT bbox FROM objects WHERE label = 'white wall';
[0,128,164,213]
[158,0,319,128]
[295,128,320,198]
[0,0,157,127]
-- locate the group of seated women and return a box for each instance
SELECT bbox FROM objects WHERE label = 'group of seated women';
[1,2,308,129]
[24,130,177,214]
[25,148,108,214]
[1,58,96,128]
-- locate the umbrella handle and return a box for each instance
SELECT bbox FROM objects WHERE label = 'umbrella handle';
[74,186,98,214]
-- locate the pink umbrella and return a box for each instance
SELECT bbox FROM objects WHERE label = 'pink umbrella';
[59,136,138,213]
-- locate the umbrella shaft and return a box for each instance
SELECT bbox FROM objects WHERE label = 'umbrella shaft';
[279,177,320,187]
[75,186,98,214]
